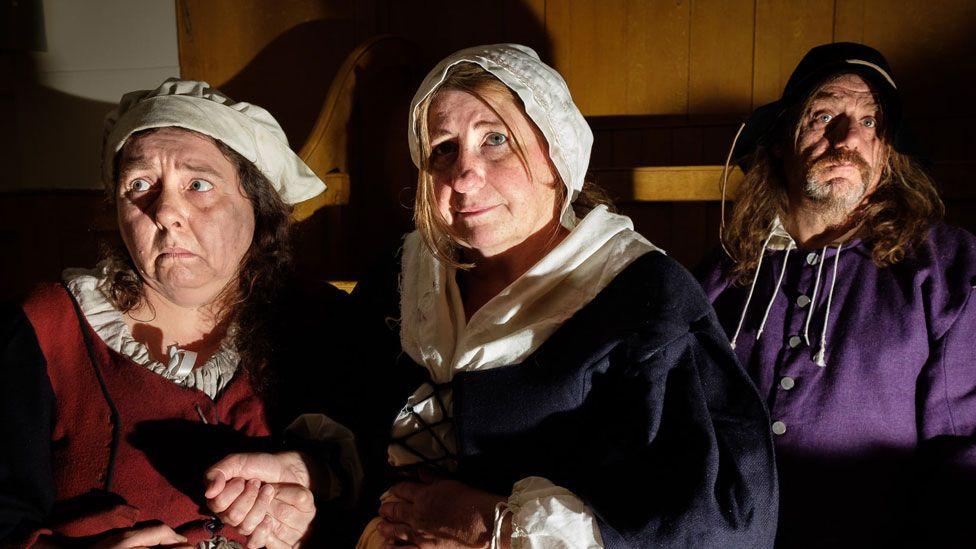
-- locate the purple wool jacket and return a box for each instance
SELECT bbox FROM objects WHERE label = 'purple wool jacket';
[697,221,976,548]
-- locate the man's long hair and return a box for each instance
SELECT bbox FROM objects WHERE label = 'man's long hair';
[104,128,293,389]
[723,105,944,285]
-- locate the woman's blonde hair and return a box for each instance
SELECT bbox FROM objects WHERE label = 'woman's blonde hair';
[412,62,611,268]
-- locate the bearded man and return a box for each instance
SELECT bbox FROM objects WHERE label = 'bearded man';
[699,42,976,547]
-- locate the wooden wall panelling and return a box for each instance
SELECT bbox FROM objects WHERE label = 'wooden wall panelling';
[177,0,364,149]
[546,0,690,116]
[752,0,835,109]
[0,191,116,302]
[832,0,865,42]
[378,0,548,70]
[688,0,755,115]
[641,128,674,166]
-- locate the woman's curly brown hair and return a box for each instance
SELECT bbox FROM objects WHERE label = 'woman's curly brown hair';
[104,128,293,389]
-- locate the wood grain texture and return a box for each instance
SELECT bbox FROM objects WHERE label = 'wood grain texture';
[594,165,744,201]
[688,0,755,115]
[546,0,689,116]
[752,0,835,109]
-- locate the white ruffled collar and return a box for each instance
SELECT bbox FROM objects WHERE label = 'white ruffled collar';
[62,265,240,399]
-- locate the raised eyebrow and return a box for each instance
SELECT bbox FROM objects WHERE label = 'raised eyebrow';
[177,161,224,179]
[473,120,505,130]
[118,156,154,176]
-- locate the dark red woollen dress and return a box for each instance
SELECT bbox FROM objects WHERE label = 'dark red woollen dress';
[0,282,271,547]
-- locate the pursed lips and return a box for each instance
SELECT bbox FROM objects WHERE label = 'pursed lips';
[454,204,499,217]
[158,246,196,258]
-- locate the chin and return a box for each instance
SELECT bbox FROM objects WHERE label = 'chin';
[153,273,227,307]
[161,286,226,309]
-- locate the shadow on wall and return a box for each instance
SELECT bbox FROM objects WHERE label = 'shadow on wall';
[0,0,120,301]
[216,18,358,153]
[3,0,116,191]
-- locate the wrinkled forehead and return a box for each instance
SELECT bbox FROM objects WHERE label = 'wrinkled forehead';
[809,73,882,110]
[114,127,235,182]
[429,88,513,128]
[427,85,542,146]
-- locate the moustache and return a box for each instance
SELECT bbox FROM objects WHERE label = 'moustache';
[807,149,872,182]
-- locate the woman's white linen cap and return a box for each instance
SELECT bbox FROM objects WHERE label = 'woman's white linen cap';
[103,78,326,205]
[408,44,593,229]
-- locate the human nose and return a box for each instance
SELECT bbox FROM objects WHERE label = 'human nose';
[828,114,864,150]
[152,183,187,230]
[447,148,486,194]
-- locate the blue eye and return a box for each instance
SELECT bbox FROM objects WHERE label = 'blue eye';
[862,117,877,128]
[190,179,214,191]
[485,132,508,146]
[129,178,151,192]
[816,113,833,124]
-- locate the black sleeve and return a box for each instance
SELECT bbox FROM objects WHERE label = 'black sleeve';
[0,302,56,543]
[581,264,778,548]
[586,319,778,548]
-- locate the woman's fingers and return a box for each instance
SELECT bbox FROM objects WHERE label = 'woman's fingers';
[94,523,188,548]
[263,534,296,549]
[379,500,415,524]
[246,514,274,549]
[220,479,261,527]
[376,518,413,541]
[238,483,275,535]
[273,483,316,513]
[207,476,246,513]
[204,469,227,499]
[388,481,425,502]
[266,487,314,545]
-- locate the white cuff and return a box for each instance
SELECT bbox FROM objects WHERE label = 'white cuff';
[286,413,364,502]
[498,476,604,549]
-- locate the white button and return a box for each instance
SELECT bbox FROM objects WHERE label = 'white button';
[789,335,803,348]
[772,421,787,435]
[796,295,811,308]
[806,252,819,265]
[780,376,796,390]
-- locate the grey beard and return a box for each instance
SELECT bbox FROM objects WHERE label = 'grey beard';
[802,176,867,223]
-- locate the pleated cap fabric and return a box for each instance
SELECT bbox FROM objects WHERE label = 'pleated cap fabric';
[103,78,326,205]
[408,44,593,229]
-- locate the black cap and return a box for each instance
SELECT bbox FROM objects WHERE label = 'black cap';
[734,42,904,170]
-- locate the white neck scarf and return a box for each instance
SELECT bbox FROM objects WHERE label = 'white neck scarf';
[390,206,659,467]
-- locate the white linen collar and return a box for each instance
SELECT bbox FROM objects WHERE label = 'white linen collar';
[63,265,240,399]
[399,205,660,383]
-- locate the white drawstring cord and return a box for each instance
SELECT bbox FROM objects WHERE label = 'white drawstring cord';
[803,245,828,346]
[730,230,776,349]
[490,501,513,549]
[719,122,747,257]
[756,243,793,338]
[814,242,843,367]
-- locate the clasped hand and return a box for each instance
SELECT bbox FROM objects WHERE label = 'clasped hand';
[376,473,507,549]
[203,451,317,548]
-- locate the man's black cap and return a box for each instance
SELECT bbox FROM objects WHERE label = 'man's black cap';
[733,42,904,170]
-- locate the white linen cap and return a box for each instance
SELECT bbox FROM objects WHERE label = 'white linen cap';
[103,78,325,205]
[408,44,593,229]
